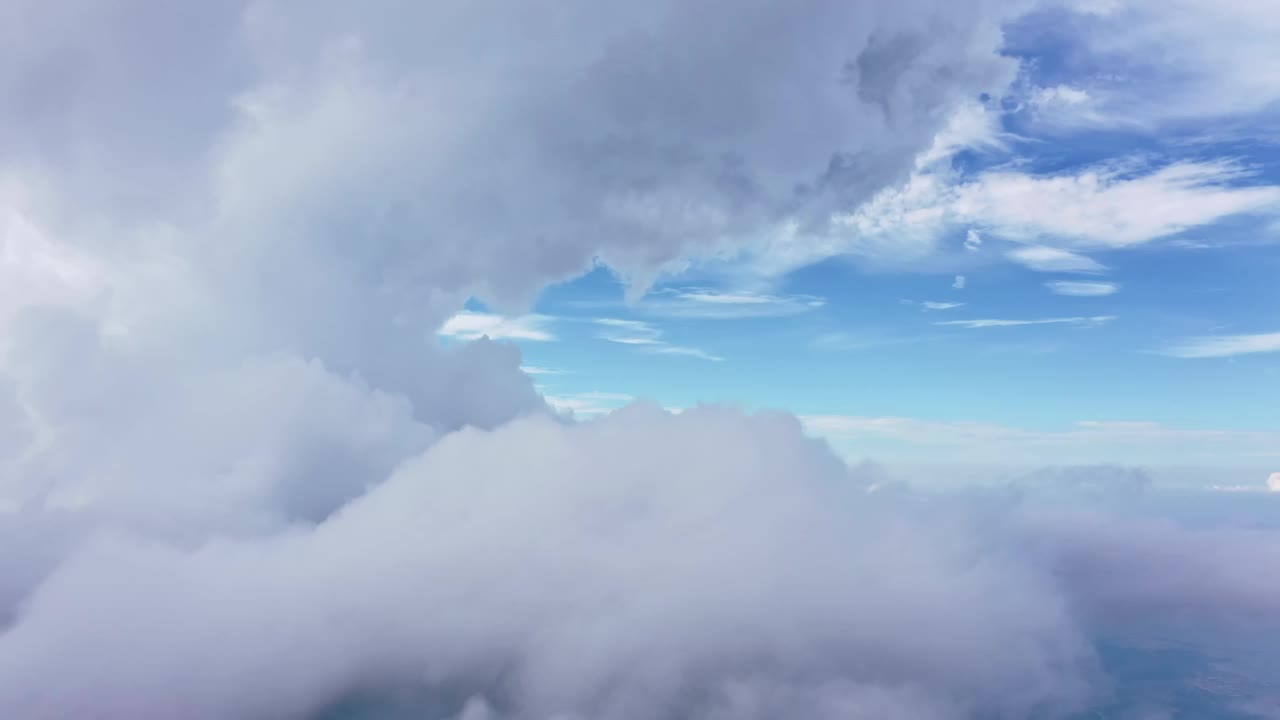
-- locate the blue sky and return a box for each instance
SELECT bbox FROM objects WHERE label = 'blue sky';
[441,3,1280,475]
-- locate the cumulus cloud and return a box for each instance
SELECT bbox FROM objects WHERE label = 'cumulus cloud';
[953,274,967,289]
[0,408,1118,717]
[3,1,1280,718]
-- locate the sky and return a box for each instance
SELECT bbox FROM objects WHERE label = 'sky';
[4,1,1280,718]
[433,2,1280,477]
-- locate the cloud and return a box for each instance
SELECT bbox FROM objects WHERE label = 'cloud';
[1017,0,1280,124]
[964,228,983,251]
[1045,281,1120,297]
[1008,247,1107,274]
[904,300,965,311]
[543,391,634,419]
[953,274,967,289]
[1270,473,1280,492]
[520,365,565,376]
[8,406,1280,717]
[937,316,1115,329]
[802,414,1280,465]
[5,2,1280,718]
[1157,331,1280,358]
[652,346,725,362]
[438,311,556,342]
[0,407,1102,717]
[786,159,1280,277]
[639,288,826,319]
[595,318,722,361]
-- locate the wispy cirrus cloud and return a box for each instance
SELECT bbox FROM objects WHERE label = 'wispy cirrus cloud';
[594,318,723,361]
[905,300,965,311]
[1157,331,1280,358]
[439,311,557,341]
[937,316,1115,329]
[638,288,825,319]
[1008,246,1107,274]
[1045,281,1120,297]
[520,366,566,376]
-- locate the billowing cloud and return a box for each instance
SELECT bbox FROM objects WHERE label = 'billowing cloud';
[2,1,1280,718]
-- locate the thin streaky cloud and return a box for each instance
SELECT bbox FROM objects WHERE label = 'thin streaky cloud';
[938,316,1115,329]
[1158,331,1280,358]
[1008,246,1107,274]
[1046,281,1119,297]
[439,311,556,341]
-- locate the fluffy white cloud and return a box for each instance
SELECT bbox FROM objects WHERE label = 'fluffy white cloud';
[0,408,1119,716]
[3,1,1280,718]
[953,274,967,289]
[5,406,1280,717]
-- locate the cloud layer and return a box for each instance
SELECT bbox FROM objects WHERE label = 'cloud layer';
[3,1,1280,718]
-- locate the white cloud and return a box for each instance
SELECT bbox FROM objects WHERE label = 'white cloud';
[1269,473,1280,492]
[6,2,1280,717]
[1040,0,1280,124]
[937,316,1115,329]
[544,391,634,418]
[1158,331,1280,358]
[1008,246,1107,274]
[905,300,965,311]
[958,161,1280,248]
[595,318,663,345]
[793,159,1280,277]
[802,413,1280,465]
[964,228,983,251]
[595,318,721,361]
[953,274,967,289]
[438,311,556,342]
[1045,281,1120,297]
[652,346,725,362]
[520,366,565,376]
[640,288,826,319]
